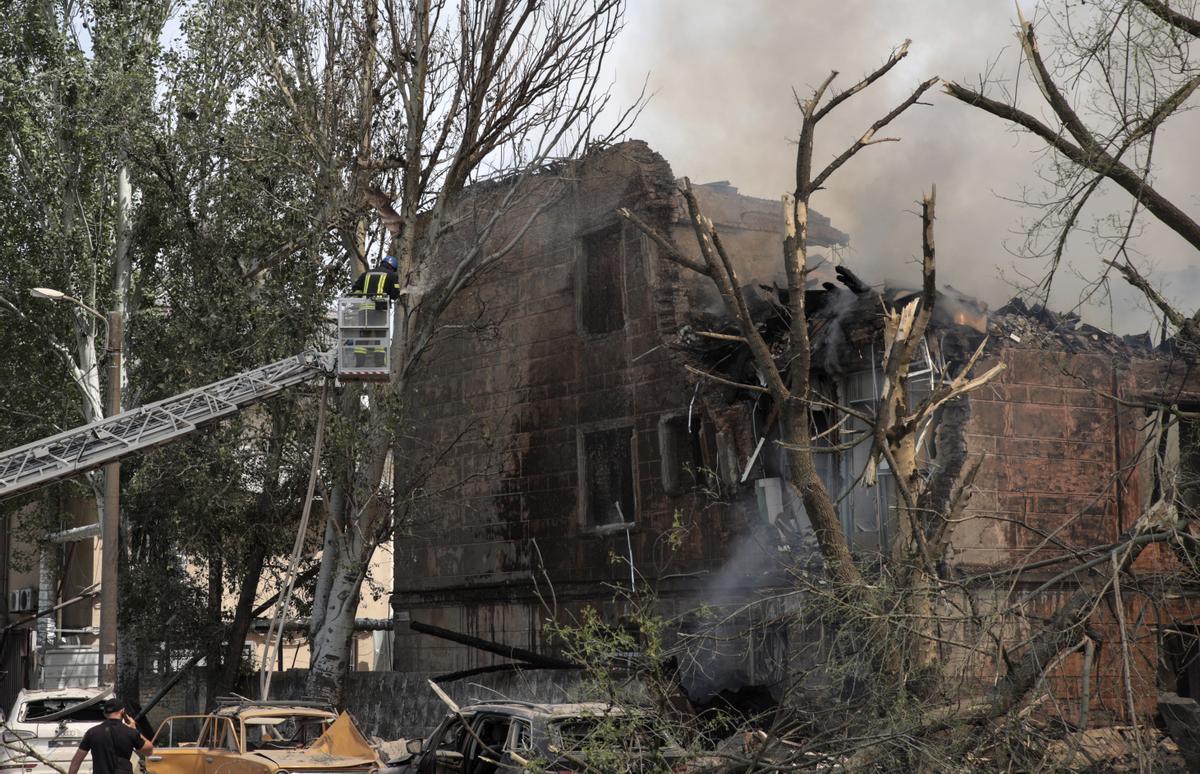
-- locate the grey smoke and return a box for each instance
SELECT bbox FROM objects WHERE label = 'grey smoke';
[607,1,1200,334]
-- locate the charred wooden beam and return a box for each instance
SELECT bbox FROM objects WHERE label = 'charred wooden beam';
[409,620,580,670]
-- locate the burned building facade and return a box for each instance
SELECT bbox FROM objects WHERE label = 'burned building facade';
[391,141,1200,723]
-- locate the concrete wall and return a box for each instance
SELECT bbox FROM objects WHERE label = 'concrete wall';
[267,669,587,741]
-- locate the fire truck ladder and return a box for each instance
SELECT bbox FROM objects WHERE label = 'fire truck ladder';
[0,349,335,501]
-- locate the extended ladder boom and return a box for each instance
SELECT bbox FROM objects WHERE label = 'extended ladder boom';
[0,349,334,500]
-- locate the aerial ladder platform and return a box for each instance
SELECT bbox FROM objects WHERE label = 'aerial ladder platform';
[0,350,334,500]
[0,296,395,501]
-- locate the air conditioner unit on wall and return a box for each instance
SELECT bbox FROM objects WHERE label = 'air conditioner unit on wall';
[8,590,20,613]
[19,588,34,612]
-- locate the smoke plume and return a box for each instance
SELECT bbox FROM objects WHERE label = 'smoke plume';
[608,1,1200,334]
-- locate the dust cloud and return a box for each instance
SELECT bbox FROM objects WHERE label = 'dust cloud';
[606,1,1200,334]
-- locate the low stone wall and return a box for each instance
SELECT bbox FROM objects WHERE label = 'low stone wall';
[266,669,585,741]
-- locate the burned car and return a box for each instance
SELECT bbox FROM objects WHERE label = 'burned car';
[394,701,688,773]
[147,701,380,774]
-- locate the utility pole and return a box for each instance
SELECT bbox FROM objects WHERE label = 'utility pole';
[99,310,122,687]
[30,288,124,688]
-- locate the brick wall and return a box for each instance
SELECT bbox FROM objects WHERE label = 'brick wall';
[387,140,1198,725]
[952,347,1145,569]
[391,142,847,672]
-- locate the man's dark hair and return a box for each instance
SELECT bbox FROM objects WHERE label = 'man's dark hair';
[99,699,124,715]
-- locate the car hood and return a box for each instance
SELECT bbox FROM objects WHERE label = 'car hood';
[248,751,377,769]
[245,712,380,771]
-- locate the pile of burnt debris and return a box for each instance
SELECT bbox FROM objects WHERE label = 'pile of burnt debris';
[678,261,1161,396]
[989,296,1155,355]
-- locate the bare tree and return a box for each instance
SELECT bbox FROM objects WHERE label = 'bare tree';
[245,0,634,703]
[621,41,974,646]
[945,1,1200,310]
[599,33,1200,768]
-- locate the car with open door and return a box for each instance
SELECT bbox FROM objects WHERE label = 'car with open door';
[146,700,380,774]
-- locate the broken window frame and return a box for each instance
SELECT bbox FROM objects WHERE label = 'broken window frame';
[577,421,639,532]
[834,340,935,554]
[575,222,627,336]
[464,714,513,771]
[658,412,722,495]
[1168,405,1200,514]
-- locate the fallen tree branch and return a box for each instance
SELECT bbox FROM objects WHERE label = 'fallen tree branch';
[1136,0,1200,37]
[410,620,580,669]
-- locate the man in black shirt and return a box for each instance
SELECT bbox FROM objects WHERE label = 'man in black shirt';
[68,699,153,774]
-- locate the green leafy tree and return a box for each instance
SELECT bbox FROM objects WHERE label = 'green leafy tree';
[1,0,339,706]
[232,0,635,703]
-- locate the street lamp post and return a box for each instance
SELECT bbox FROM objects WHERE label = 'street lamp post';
[30,288,122,687]
[100,310,121,687]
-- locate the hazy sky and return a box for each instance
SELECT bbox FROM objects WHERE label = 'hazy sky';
[604,1,1200,334]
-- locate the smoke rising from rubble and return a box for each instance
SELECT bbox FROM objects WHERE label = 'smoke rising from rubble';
[608,1,1200,335]
[678,525,786,703]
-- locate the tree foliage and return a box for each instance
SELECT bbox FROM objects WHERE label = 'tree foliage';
[1,0,341,703]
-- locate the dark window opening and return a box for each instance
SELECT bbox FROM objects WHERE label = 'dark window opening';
[513,721,533,756]
[1162,625,1200,698]
[1178,409,1200,513]
[580,225,625,335]
[581,426,636,527]
[660,415,714,494]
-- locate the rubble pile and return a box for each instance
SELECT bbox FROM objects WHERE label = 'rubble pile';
[989,297,1155,355]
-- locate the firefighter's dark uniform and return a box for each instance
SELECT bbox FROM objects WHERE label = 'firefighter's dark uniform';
[348,262,399,368]
[350,264,400,299]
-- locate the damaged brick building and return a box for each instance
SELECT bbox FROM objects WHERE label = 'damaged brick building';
[391,140,1200,725]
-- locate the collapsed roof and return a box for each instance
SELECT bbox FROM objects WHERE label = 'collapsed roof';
[677,259,1159,396]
